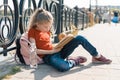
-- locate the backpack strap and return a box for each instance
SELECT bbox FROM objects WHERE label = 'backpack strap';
[15,37,26,64]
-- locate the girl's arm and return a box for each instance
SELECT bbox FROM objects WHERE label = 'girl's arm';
[36,48,62,54]
[29,37,62,55]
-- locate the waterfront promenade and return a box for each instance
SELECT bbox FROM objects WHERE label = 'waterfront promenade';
[0,23,120,80]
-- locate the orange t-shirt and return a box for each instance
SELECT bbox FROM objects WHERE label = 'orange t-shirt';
[28,28,53,58]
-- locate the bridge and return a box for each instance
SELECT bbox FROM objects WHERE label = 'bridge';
[0,0,89,56]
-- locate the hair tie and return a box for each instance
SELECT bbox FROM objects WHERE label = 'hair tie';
[38,8,44,13]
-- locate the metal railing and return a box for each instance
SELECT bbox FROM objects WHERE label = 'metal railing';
[0,0,89,56]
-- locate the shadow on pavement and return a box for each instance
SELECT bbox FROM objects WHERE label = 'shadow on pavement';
[29,63,104,80]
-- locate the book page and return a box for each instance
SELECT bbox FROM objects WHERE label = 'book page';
[54,34,74,48]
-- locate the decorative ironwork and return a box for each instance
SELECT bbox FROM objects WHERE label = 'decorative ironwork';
[0,0,19,56]
[0,0,89,56]
[19,0,37,34]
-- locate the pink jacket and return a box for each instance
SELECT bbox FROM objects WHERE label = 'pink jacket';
[20,32,44,65]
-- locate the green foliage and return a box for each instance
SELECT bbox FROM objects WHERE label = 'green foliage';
[0,66,21,80]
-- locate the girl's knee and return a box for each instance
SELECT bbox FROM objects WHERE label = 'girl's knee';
[75,35,85,39]
[75,35,86,41]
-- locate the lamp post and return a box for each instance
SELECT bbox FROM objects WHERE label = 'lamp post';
[96,0,98,9]
[89,0,98,11]
[89,0,91,11]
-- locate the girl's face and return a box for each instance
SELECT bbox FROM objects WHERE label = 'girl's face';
[36,22,52,32]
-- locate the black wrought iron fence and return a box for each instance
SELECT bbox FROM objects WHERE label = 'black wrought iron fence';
[0,0,89,56]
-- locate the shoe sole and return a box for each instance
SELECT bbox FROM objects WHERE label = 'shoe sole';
[92,61,112,64]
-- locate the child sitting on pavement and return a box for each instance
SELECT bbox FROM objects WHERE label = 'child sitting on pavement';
[27,8,112,72]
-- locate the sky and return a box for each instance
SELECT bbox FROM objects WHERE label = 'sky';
[0,0,120,10]
[64,0,120,8]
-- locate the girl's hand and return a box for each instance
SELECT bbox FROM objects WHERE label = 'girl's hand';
[58,33,67,41]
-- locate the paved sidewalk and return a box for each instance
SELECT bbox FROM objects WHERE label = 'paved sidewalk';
[1,23,120,80]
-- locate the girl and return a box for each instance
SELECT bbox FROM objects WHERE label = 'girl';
[27,8,112,72]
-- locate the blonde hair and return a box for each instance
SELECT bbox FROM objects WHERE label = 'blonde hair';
[27,8,53,30]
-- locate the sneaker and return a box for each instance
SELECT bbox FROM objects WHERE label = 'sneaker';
[67,56,87,65]
[92,55,112,64]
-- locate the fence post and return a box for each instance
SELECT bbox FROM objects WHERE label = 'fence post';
[54,0,63,43]
[74,6,78,28]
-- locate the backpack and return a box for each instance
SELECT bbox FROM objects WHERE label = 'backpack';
[15,36,26,64]
[15,32,44,65]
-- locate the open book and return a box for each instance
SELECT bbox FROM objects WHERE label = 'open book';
[54,34,74,48]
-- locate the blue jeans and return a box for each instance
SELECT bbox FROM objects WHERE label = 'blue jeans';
[43,35,98,72]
